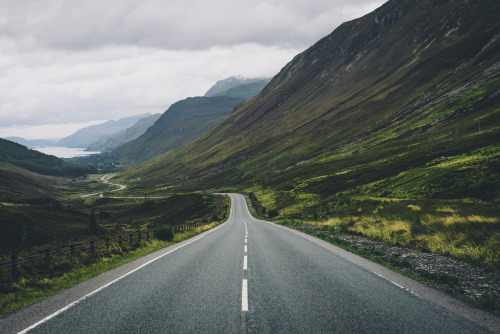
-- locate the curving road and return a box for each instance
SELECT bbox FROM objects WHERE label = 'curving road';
[1,194,498,333]
[80,173,126,198]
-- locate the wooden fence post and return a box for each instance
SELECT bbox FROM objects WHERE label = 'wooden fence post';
[106,238,110,250]
[11,254,18,282]
[119,235,123,248]
[129,233,133,244]
[70,244,75,258]
[138,231,142,243]
[90,241,95,257]
[147,231,150,242]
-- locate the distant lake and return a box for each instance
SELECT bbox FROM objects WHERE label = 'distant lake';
[32,146,100,158]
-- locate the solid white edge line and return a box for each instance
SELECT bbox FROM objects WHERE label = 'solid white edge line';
[17,222,227,334]
[242,279,249,311]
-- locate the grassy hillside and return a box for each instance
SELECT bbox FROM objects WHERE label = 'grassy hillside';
[0,138,95,177]
[0,164,227,254]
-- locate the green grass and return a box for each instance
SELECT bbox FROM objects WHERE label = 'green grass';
[245,185,500,270]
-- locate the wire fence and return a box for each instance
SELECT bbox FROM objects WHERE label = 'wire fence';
[0,221,210,283]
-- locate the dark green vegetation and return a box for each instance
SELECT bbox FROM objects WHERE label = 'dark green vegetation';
[0,139,95,177]
[89,193,229,234]
[119,0,499,269]
[155,225,174,241]
[0,165,228,255]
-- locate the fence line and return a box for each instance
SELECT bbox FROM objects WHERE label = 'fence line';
[1,220,212,282]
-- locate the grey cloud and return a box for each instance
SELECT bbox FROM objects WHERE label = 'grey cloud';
[0,0,385,51]
[0,0,385,136]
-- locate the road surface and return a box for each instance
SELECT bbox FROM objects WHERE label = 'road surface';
[1,193,497,333]
[80,174,167,199]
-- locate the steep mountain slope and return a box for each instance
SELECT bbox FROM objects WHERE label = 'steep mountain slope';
[123,0,500,202]
[57,113,152,148]
[0,138,95,177]
[86,113,161,152]
[108,95,243,166]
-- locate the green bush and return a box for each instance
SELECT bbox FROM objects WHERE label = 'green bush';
[155,225,174,241]
[267,208,278,218]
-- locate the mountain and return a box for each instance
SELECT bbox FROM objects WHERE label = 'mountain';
[105,95,244,166]
[3,137,59,147]
[0,138,95,177]
[122,0,500,202]
[71,78,270,168]
[204,76,270,97]
[86,113,161,152]
[57,113,152,148]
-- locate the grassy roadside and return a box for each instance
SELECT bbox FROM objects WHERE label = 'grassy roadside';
[245,186,500,271]
[0,220,225,318]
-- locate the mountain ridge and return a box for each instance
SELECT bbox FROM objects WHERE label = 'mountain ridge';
[57,113,152,148]
[86,113,161,152]
[121,0,500,202]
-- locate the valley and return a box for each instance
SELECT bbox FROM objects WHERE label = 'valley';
[0,0,499,326]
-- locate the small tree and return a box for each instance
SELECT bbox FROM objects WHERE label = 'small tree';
[268,208,278,218]
[156,225,174,241]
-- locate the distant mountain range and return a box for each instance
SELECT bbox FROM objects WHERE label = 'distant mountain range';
[205,77,271,99]
[57,113,153,148]
[71,76,269,167]
[86,113,161,152]
[121,0,500,203]
[4,137,59,147]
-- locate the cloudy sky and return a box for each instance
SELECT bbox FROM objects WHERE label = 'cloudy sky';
[0,0,384,139]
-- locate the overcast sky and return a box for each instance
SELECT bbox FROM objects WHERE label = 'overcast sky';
[0,0,384,139]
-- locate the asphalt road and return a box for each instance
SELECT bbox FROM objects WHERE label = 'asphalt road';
[2,193,498,333]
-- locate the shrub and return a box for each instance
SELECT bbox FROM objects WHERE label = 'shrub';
[268,208,278,218]
[155,225,174,241]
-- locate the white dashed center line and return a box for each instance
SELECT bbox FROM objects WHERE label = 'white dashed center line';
[242,220,249,312]
[242,279,249,311]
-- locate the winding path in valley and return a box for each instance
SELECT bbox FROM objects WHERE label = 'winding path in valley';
[80,173,126,198]
[79,174,167,199]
